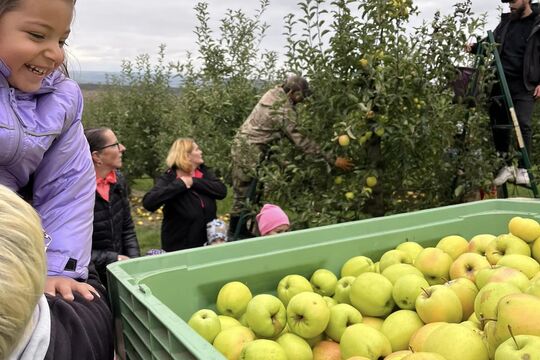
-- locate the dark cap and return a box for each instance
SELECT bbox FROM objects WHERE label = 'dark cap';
[283,75,311,97]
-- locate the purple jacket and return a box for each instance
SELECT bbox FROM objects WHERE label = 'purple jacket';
[0,61,95,280]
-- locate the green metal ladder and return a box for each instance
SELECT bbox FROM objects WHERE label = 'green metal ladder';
[470,31,539,198]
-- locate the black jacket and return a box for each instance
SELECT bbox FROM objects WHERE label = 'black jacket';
[91,171,140,286]
[142,165,227,251]
[494,9,540,92]
[45,264,114,360]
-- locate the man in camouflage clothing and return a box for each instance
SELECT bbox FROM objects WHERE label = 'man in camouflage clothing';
[229,75,353,237]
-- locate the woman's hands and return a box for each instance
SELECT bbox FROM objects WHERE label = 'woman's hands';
[176,169,194,188]
[45,276,99,302]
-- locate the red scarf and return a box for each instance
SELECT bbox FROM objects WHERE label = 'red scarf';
[193,169,203,179]
[176,168,204,179]
[96,171,117,201]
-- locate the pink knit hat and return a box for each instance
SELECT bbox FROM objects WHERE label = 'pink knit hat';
[256,204,290,236]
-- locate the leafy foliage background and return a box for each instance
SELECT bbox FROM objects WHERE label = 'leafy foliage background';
[83,0,526,228]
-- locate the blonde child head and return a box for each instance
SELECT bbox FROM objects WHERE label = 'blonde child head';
[0,185,46,358]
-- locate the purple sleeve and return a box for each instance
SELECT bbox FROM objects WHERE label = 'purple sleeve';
[32,86,95,280]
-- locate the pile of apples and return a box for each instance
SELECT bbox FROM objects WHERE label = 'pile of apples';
[187,216,540,360]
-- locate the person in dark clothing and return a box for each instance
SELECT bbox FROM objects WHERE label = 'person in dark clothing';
[143,138,227,251]
[486,0,540,186]
[85,128,140,287]
[0,184,114,360]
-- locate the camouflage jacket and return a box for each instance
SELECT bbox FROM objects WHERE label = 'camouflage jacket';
[232,86,333,164]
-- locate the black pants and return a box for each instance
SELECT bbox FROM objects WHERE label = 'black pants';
[489,83,535,167]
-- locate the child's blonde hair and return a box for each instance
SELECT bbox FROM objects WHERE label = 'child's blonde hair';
[166,138,195,173]
[0,185,46,358]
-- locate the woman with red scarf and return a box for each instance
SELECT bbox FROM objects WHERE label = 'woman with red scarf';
[143,138,227,251]
[85,128,140,287]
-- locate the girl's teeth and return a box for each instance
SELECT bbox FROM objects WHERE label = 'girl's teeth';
[27,65,45,75]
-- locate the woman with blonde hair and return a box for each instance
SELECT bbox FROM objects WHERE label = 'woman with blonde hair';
[143,138,227,251]
[0,184,114,359]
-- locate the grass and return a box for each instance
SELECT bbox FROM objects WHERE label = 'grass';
[504,183,539,198]
[130,176,233,254]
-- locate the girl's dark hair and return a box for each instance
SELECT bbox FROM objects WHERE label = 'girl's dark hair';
[1,0,77,77]
[84,127,110,152]
[0,0,76,17]
[0,0,20,17]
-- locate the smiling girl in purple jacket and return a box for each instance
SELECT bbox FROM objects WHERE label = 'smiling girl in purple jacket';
[0,0,97,301]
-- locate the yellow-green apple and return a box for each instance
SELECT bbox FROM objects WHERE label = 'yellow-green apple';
[310,269,338,297]
[333,276,356,304]
[436,235,469,260]
[449,252,491,282]
[323,296,338,308]
[468,234,496,256]
[379,249,413,272]
[508,216,540,243]
[239,339,287,360]
[396,241,424,262]
[362,316,384,330]
[494,333,540,360]
[216,281,253,319]
[272,323,289,339]
[384,350,413,359]
[287,292,330,339]
[374,261,381,273]
[340,256,374,277]
[212,325,255,360]
[526,278,540,297]
[393,274,429,310]
[188,309,221,343]
[304,333,325,348]
[350,272,395,317]
[487,293,540,351]
[381,310,424,351]
[218,315,242,331]
[312,340,341,360]
[325,303,363,342]
[485,234,531,265]
[382,263,424,284]
[414,247,453,285]
[239,312,248,326]
[277,274,313,306]
[468,312,481,327]
[475,266,499,289]
[276,333,312,360]
[474,282,521,321]
[444,278,478,320]
[532,236,540,263]
[402,352,447,360]
[408,322,446,352]
[415,285,462,323]
[485,266,530,291]
[460,320,481,330]
[497,254,540,279]
[245,294,287,338]
[340,323,392,360]
[422,323,489,360]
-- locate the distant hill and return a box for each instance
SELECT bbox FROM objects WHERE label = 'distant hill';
[70,70,183,88]
[70,70,121,85]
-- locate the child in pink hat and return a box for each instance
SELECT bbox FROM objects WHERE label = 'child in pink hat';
[256,204,290,236]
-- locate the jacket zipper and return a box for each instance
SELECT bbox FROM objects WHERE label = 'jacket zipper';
[5,88,24,166]
[192,191,205,208]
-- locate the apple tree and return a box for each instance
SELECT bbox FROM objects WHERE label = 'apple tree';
[256,0,497,227]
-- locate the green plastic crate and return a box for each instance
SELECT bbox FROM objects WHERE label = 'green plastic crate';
[107,199,540,360]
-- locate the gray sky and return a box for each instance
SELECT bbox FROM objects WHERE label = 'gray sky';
[68,0,504,72]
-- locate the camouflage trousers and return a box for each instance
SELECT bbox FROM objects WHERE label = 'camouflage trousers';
[230,140,264,216]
